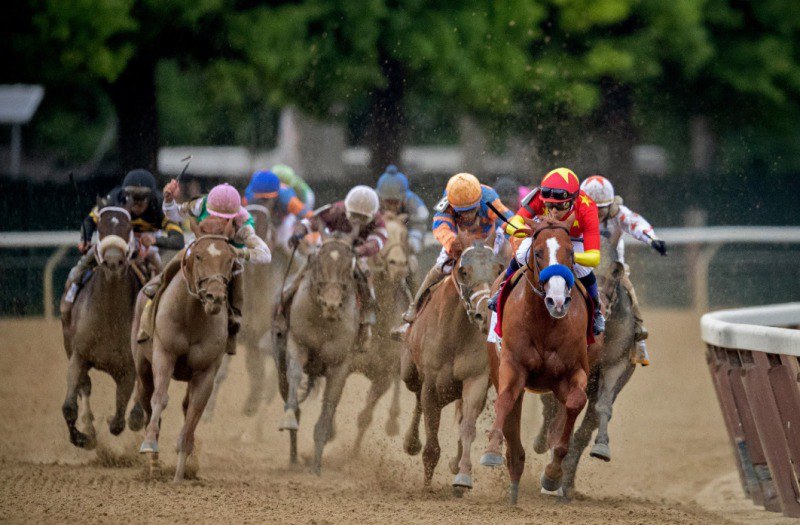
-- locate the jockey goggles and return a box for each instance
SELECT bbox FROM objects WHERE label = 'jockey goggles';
[544,200,573,212]
[540,187,578,202]
[124,186,152,202]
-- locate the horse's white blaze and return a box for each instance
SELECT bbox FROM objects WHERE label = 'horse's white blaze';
[207,243,222,258]
[329,251,340,261]
[544,237,567,310]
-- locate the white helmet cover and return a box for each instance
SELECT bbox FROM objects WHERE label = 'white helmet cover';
[580,175,615,208]
[345,185,380,220]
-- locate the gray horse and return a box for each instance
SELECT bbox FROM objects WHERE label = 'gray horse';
[60,204,141,449]
[276,235,360,474]
[532,243,637,497]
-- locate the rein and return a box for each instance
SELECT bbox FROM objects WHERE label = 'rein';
[523,223,574,299]
[451,246,492,320]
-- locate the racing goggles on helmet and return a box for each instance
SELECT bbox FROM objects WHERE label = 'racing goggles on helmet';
[544,200,573,212]
[124,186,152,203]
[347,211,371,224]
[540,187,577,202]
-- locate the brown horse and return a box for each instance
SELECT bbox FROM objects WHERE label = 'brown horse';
[350,213,409,453]
[131,228,238,482]
[275,235,360,474]
[481,217,592,504]
[60,204,141,449]
[402,240,503,492]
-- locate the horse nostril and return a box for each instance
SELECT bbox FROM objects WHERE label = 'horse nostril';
[474,313,484,322]
[564,296,572,305]
[546,297,555,307]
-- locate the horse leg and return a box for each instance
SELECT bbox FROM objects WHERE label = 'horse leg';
[401,347,422,456]
[242,337,267,417]
[280,337,305,431]
[141,342,176,455]
[385,374,402,436]
[481,358,525,467]
[175,365,217,483]
[504,393,526,504]
[108,369,134,436]
[591,358,635,462]
[130,355,153,431]
[63,354,94,449]
[449,400,463,475]
[352,376,391,455]
[77,371,97,448]
[560,390,599,496]
[453,374,490,491]
[202,353,231,422]
[420,383,441,486]
[312,362,349,475]
[533,393,558,454]
[542,369,588,493]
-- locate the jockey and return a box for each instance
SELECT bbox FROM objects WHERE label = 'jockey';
[399,172,513,326]
[581,175,667,365]
[281,185,387,352]
[244,169,313,248]
[272,164,315,208]
[62,169,184,321]
[138,181,271,355]
[489,167,606,335]
[375,165,429,254]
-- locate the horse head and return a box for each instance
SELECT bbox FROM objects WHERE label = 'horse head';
[310,235,355,321]
[524,217,575,319]
[454,240,504,333]
[182,235,237,315]
[94,200,135,277]
[375,214,410,284]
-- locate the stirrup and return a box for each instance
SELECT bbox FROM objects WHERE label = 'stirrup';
[632,340,649,366]
[487,290,500,312]
[593,309,605,335]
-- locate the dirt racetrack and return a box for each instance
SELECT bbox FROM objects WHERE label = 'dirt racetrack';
[0,310,792,524]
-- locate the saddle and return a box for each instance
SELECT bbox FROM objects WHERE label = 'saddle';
[136,256,183,343]
[410,276,449,321]
[493,268,595,345]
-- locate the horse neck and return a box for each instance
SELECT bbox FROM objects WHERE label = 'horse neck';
[81,266,136,314]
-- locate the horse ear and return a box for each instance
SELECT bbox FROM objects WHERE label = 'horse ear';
[96,194,106,209]
[189,218,202,238]
[224,218,235,240]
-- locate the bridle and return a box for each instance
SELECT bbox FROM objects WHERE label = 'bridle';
[522,222,574,299]
[181,235,236,304]
[94,206,136,265]
[452,246,492,324]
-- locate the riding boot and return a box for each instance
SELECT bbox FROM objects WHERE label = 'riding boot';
[488,257,522,312]
[401,264,446,324]
[61,250,97,324]
[622,274,649,365]
[355,266,377,353]
[226,265,244,356]
[579,272,605,335]
[137,254,184,342]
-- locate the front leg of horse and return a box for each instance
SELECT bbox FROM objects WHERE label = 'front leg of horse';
[453,375,489,491]
[533,393,558,454]
[352,377,391,456]
[401,348,422,456]
[542,370,588,493]
[62,354,94,449]
[385,375,402,436]
[503,394,526,504]
[480,358,525,468]
[242,339,267,417]
[560,394,599,497]
[140,344,176,458]
[420,384,442,486]
[591,359,634,462]
[202,354,231,422]
[279,349,303,431]
[312,362,349,475]
[174,364,217,483]
[109,369,135,436]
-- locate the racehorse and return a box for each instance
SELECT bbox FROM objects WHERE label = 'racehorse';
[533,246,637,496]
[275,235,360,474]
[480,217,592,504]
[401,240,503,492]
[131,223,238,482]
[60,203,142,449]
[350,212,409,453]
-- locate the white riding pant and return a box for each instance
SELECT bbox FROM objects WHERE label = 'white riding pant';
[514,237,592,278]
[277,214,297,250]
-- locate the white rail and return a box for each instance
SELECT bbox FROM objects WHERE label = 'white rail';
[701,303,800,356]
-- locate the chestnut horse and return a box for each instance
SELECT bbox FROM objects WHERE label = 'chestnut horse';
[60,204,141,449]
[131,228,238,482]
[402,240,503,493]
[480,217,592,504]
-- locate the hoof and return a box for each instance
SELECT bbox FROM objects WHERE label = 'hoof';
[509,483,519,505]
[139,440,159,454]
[540,486,565,498]
[533,435,548,454]
[404,436,422,456]
[70,431,96,450]
[452,473,473,489]
[540,472,562,492]
[590,442,611,462]
[127,407,145,431]
[108,416,125,436]
[480,452,504,468]
[279,409,298,431]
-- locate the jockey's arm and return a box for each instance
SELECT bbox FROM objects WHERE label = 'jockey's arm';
[153,219,185,250]
[406,191,429,253]
[235,224,272,264]
[574,200,601,268]
[432,211,458,256]
[80,207,100,245]
[163,197,203,224]
[617,204,658,244]
[356,219,388,258]
[280,186,313,219]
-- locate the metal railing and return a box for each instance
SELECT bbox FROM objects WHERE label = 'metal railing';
[701,303,800,518]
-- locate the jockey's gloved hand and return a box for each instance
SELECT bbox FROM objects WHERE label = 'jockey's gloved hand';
[236,247,250,261]
[600,229,612,239]
[650,238,667,256]
[289,225,308,248]
[78,240,89,254]
[354,244,370,258]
